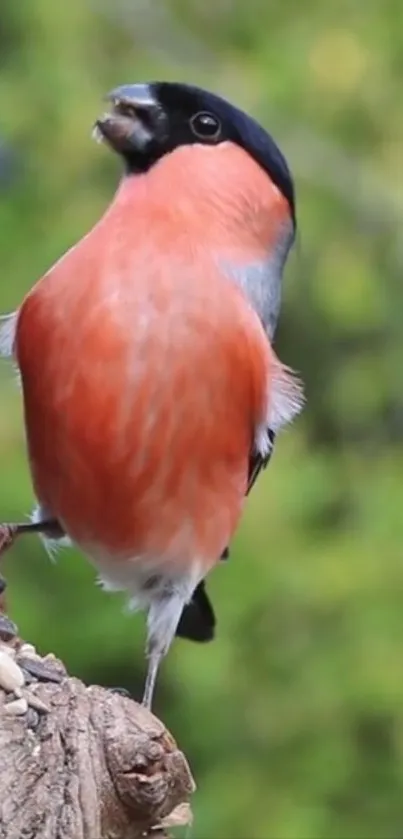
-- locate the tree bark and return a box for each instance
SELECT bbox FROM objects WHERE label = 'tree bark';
[0,614,195,839]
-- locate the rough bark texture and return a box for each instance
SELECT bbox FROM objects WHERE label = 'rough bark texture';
[0,615,195,839]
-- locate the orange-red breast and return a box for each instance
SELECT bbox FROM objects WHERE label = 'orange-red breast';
[0,82,303,708]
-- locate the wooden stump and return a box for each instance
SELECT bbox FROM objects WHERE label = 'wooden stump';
[0,614,195,839]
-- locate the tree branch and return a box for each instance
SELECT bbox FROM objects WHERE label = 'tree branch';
[0,613,195,839]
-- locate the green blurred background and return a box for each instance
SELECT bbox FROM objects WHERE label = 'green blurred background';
[0,1,402,837]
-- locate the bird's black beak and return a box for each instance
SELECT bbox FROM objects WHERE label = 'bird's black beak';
[93,84,164,157]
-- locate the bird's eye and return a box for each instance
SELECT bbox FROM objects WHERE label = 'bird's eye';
[190,111,221,140]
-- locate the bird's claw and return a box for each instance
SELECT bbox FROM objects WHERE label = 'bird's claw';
[109,686,133,699]
[0,524,18,556]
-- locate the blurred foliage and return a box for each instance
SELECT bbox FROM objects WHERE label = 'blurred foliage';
[0,1,402,837]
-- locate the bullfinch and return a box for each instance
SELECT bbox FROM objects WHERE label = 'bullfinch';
[0,82,303,708]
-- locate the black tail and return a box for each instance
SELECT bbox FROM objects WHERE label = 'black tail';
[176,580,216,642]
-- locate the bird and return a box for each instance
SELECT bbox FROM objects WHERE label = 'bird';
[0,81,303,709]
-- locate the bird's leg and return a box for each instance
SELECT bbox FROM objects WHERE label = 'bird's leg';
[142,647,162,710]
[0,518,63,557]
[142,582,194,710]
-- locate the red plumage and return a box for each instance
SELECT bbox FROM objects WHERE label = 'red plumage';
[0,87,304,708]
[16,146,288,571]
[17,213,266,569]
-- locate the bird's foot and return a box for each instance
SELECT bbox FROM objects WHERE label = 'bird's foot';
[0,523,18,557]
[109,686,133,699]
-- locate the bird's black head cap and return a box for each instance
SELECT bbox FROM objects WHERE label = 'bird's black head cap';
[95,81,295,225]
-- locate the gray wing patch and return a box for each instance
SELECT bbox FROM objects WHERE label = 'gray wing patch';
[0,312,17,358]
